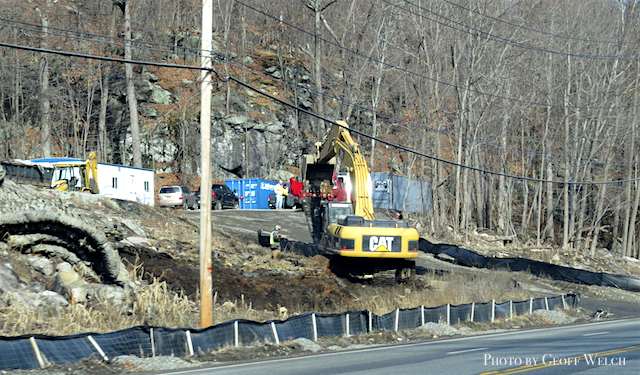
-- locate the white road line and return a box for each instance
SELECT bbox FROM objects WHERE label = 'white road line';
[583,331,609,337]
[447,347,488,355]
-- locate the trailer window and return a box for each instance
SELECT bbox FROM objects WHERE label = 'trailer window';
[112,177,118,188]
[144,181,150,192]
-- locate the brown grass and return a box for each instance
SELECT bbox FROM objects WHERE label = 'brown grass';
[0,265,538,337]
[350,269,534,316]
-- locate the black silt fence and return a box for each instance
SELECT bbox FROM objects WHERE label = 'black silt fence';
[0,294,579,371]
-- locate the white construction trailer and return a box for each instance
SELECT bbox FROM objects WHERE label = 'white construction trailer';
[96,163,155,206]
[29,158,155,206]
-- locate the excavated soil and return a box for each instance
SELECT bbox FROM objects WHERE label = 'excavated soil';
[118,245,358,312]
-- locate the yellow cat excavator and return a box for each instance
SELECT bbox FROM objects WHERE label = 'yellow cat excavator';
[51,152,100,194]
[301,121,419,281]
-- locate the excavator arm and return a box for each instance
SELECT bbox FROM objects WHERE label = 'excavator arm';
[317,121,375,220]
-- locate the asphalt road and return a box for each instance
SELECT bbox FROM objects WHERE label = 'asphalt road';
[161,318,640,375]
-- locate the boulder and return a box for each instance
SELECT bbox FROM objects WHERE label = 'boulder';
[149,85,173,105]
[121,218,147,237]
[27,256,54,276]
[121,236,158,252]
[0,263,19,291]
[8,290,69,315]
[225,115,250,125]
[52,263,87,296]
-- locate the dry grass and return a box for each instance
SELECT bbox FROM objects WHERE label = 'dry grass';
[0,279,199,337]
[351,269,534,316]
[0,260,539,337]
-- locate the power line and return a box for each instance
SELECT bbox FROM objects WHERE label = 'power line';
[221,53,635,168]
[4,2,637,112]
[1,8,635,168]
[233,0,640,110]
[0,40,210,70]
[439,0,639,45]
[1,39,638,185]
[393,0,640,59]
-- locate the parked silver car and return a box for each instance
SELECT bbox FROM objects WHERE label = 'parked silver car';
[157,185,197,209]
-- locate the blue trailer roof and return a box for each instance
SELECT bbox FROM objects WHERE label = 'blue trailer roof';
[31,157,83,163]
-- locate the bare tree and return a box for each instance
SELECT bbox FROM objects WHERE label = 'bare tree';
[300,0,337,138]
[35,0,52,157]
[123,0,142,168]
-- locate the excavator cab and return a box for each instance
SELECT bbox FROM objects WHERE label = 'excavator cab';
[323,202,353,228]
[50,152,99,194]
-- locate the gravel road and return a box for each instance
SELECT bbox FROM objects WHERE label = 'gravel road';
[189,208,313,243]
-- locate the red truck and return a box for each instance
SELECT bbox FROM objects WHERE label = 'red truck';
[268,174,350,209]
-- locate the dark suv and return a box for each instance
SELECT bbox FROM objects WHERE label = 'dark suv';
[196,184,239,210]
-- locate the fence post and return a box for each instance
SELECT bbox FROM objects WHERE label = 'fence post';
[87,335,109,361]
[529,298,533,314]
[446,304,450,326]
[312,313,318,342]
[150,328,156,357]
[545,297,549,310]
[491,300,495,323]
[345,313,350,337]
[368,311,373,333]
[270,322,280,345]
[29,337,46,369]
[562,295,567,310]
[509,300,513,319]
[471,302,475,322]
[394,308,399,331]
[234,321,239,347]
[421,305,425,326]
[185,331,194,356]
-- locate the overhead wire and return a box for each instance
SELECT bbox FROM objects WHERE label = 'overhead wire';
[391,0,640,59]
[232,0,640,110]
[0,39,638,185]
[219,51,636,168]
[1,4,638,171]
[2,2,637,112]
[0,7,635,168]
[439,0,639,45]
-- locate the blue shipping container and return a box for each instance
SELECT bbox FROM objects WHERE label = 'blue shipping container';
[225,178,278,209]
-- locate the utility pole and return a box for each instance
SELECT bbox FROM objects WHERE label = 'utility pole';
[199,0,214,328]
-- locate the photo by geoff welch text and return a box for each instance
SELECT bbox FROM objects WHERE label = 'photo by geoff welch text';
[484,353,626,367]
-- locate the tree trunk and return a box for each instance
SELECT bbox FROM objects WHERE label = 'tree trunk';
[98,4,118,163]
[623,61,640,257]
[562,55,572,250]
[124,0,142,168]
[313,5,324,138]
[544,161,555,241]
[37,1,52,158]
[497,92,508,235]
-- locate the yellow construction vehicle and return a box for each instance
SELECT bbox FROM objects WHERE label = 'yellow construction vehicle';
[301,121,419,281]
[51,152,100,194]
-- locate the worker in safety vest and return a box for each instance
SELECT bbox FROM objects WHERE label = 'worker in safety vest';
[270,225,284,262]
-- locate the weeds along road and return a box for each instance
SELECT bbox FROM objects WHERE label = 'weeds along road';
[186,208,313,243]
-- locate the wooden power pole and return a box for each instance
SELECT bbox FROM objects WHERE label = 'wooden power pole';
[199,0,214,328]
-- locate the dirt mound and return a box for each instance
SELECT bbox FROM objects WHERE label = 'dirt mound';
[119,246,357,312]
